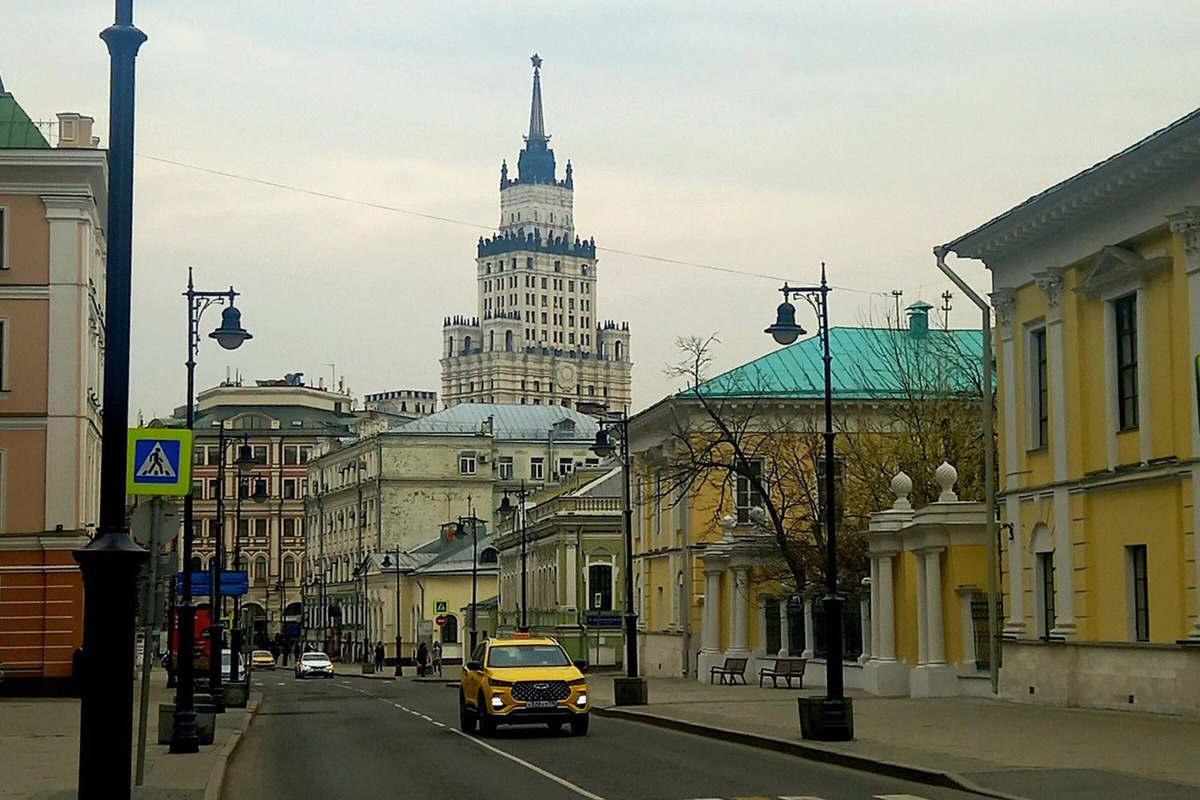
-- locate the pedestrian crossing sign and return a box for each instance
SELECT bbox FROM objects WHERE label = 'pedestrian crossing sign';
[126,428,193,496]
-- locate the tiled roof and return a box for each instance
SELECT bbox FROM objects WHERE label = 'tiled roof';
[0,91,49,149]
[690,325,983,401]
[396,403,598,441]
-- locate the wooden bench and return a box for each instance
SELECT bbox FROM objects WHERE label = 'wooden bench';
[758,657,806,688]
[709,657,748,685]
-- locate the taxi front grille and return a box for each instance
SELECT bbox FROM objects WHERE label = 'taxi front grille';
[512,680,569,702]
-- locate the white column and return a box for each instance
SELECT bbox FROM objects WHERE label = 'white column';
[1104,299,1120,469]
[1004,495,1025,637]
[877,554,896,661]
[1050,487,1076,638]
[778,600,790,657]
[925,549,946,665]
[869,557,881,658]
[802,598,815,660]
[565,544,577,610]
[1170,208,1200,640]
[859,580,871,665]
[755,594,768,654]
[915,553,928,665]
[701,568,721,652]
[1136,284,1153,464]
[730,566,749,653]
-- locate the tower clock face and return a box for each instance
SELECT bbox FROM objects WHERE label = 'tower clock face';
[557,363,576,385]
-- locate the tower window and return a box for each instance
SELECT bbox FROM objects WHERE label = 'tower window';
[527,257,533,269]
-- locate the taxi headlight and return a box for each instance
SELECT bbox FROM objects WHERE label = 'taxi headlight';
[576,693,588,707]
[490,694,504,709]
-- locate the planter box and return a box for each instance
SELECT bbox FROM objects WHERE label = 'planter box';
[362,664,376,674]
[613,676,649,706]
[157,703,216,745]
[797,696,854,741]
[224,681,249,708]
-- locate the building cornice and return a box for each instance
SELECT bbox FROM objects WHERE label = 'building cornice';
[942,108,1200,263]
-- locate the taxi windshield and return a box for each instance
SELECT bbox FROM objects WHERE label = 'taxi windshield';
[486,644,571,668]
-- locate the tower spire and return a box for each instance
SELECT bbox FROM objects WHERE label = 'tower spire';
[527,53,546,143]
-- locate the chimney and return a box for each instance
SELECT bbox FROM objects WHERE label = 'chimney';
[906,301,931,340]
[56,112,97,148]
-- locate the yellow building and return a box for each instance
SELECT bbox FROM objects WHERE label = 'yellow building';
[940,106,1200,713]
[360,524,498,667]
[628,306,983,684]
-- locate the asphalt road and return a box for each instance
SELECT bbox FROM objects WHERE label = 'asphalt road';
[223,672,986,800]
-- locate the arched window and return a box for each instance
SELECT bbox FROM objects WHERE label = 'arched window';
[614,341,623,361]
[505,330,513,351]
[442,614,459,644]
[254,556,267,583]
[448,336,454,357]
[189,556,202,571]
[480,547,499,565]
[463,335,472,353]
[489,331,495,351]
[283,556,295,583]
[581,265,589,276]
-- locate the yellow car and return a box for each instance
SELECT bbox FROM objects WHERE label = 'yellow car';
[250,649,276,671]
[460,635,589,736]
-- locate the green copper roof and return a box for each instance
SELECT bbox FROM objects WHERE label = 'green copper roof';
[0,92,50,149]
[689,323,984,401]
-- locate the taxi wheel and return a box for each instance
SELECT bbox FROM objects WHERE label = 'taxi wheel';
[570,714,589,736]
[477,693,497,737]
[459,692,477,734]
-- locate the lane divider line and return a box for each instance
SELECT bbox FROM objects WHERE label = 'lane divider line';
[447,728,606,800]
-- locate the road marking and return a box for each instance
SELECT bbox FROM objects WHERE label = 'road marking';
[420,714,434,721]
[276,682,286,686]
[432,721,446,727]
[780,796,828,800]
[448,728,605,800]
[875,795,935,800]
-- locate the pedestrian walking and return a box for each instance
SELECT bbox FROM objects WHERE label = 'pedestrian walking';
[416,641,429,677]
[374,641,385,671]
[432,641,443,676]
[293,641,302,665]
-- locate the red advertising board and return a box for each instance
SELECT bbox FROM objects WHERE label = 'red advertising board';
[170,606,213,669]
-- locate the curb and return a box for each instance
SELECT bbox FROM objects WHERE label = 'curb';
[334,671,397,681]
[204,691,262,800]
[591,706,1030,800]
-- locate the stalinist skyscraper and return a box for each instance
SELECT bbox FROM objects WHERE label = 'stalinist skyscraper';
[441,56,632,413]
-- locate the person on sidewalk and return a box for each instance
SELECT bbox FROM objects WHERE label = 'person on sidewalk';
[293,641,302,665]
[431,641,442,676]
[374,642,385,671]
[416,641,429,677]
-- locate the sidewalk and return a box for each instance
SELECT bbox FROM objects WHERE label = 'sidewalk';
[589,677,1200,800]
[0,666,259,800]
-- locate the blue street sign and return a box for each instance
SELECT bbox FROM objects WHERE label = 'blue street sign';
[176,570,250,597]
[585,614,623,628]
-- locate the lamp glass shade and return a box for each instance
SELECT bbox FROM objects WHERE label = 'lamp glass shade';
[765,300,805,345]
[251,482,268,503]
[590,429,615,459]
[235,444,256,471]
[498,495,514,519]
[210,305,253,350]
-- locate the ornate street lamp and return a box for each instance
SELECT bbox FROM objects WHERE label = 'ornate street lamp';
[498,482,531,631]
[763,264,853,742]
[591,412,648,706]
[381,552,403,676]
[172,269,250,753]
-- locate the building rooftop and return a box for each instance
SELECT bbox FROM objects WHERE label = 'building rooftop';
[689,306,983,401]
[0,85,50,149]
[396,403,598,441]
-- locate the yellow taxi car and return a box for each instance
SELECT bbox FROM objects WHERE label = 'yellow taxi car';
[250,649,276,671]
[459,635,589,736]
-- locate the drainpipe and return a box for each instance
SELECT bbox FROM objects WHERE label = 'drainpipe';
[934,246,999,697]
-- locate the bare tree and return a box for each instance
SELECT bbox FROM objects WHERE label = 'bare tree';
[654,318,988,598]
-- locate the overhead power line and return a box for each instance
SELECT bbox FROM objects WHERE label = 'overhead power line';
[136,153,887,296]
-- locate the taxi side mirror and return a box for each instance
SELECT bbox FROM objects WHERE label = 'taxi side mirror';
[466,660,482,672]
[573,659,589,672]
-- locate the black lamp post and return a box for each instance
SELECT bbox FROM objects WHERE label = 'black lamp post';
[73,3,148,795]
[227,440,257,683]
[172,270,250,753]
[460,508,482,652]
[763,263,852,742]
[381,551,403,676]
[591,412,648,705]
[498,481,530,631]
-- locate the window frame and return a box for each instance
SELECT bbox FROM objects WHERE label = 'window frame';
[459,453,477,475]
[529,457,545,481]
[1114,293,1139,431]
[0,206,7,271]
[498,456,513,481]
[1027,324,1049,450]
[1128,544,1149,642]
[735,459,766,524]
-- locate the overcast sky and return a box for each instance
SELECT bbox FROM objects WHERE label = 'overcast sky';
[6,2,1200,417]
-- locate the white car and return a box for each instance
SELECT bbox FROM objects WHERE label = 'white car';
[296,651,334,679]
[220,650,247,681]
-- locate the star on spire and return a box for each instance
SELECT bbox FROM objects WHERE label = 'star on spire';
[531,53,542,71]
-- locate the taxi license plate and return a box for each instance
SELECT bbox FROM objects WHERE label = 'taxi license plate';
[526,700,557,709]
